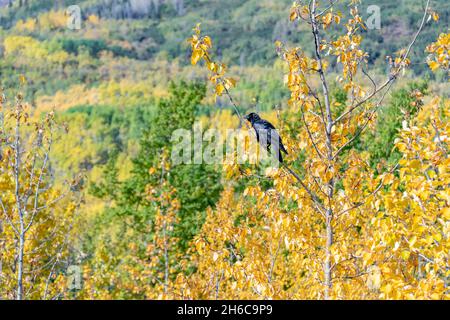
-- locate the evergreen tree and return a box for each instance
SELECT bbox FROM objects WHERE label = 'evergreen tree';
[91,81,222,249]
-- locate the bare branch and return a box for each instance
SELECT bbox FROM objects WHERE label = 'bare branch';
[0,197,19,236]
[333,80,394,159]
[315,0,340,18]
[336,163,399,217]
[333,0,431,125]
[300,104,326,159]
[281,161,325,212]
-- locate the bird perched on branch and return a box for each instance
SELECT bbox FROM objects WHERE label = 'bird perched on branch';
[244,112,288,163]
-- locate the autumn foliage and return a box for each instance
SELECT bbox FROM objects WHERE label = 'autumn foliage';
[174,0,449,299]
[0,0,448,300]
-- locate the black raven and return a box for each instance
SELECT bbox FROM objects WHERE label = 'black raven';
[244,112,288,163]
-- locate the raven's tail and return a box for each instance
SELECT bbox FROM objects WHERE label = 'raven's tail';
[280,139,288,155]
[278,149,283,163]
[281,144,288,155]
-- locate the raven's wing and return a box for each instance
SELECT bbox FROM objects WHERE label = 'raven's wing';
[280,138,288,154]
[252,126,260,143]
[259,119,276,130]
[253,122,269,146]
[264,120,288,155]
[256,120,288,153]
[253,120,276,147]
[253,121,287,162]
[268,128,284,162]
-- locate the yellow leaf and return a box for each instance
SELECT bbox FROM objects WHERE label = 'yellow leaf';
[409,159,421,170]
[409,236,417,249]
[431,293,440,300]
[323,12,332,26]
[203,36,212,48]
[442,207,450,220]
[401,250,410,260]
[428,61,439,72]
[191,49,203,65]
[19,74,27,85]
[207,61,216,72]
[215,83,225,96]
[432,12,439,21]
[433,233,442,242]
[290,10,297,21]
[224,78,237,89]
[334,15,341,24]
